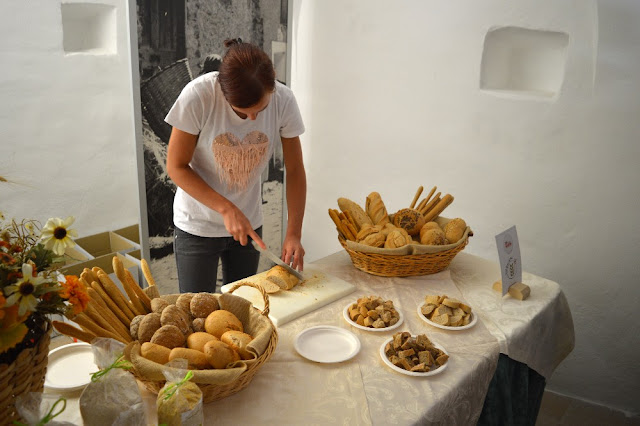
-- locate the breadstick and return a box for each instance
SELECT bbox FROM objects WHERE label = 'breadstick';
[112,257,147,315]
[420,186,437,210]
[410,186,423,209]
[140,258,157,288]
[124,269,152,312]
[83,268,100,284]
[73,313,128,344]
[97,272,136,321]
[416,197,429,213]
[329,209,348,239]
[86,286,108,311]
[78,276,91,289]
[342,219,358,241]
[420,192,441,216]
[423,194,454,223]
[343,210,360,232]
[91,281,131,326]
[52,320,96,344]
[86,301,132,341]
[79,271,93,287]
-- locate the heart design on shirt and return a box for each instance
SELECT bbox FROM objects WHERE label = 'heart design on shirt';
[212,131,269,191]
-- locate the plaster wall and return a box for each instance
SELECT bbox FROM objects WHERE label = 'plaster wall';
[0,0,140,237]
[291,0,640,415]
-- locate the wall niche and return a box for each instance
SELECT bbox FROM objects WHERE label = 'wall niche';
[62,3,117,55]
[480,26,569,99]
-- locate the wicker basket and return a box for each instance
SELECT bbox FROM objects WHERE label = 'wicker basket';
[133,282,277,403]
[0,320,51,422]
[339,235,470,277]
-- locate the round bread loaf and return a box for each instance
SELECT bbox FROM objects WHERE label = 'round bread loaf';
[169,347,210,369]
[443,218,467,243]
[160,304,191,335]
[393,208,426,236]
[203,340,240,369]
[187,332,219,352]
[221,330,254,360]
[190,293,219,318]
[421,221,441,235]
[151,298,169,314]
[141,342,171,365]
[150,324,185,349]
[204,310,244,338]
[138,312,162,343]
[420,228,446,245]
[176,293,195,315]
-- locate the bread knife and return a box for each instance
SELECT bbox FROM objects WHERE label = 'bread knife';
[252,241,305,280]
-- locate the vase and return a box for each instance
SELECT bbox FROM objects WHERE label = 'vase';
[0,316,51,422]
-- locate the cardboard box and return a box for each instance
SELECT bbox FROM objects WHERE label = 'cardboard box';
[61,252,140,296]
[74,231,139,258]
[112,224,140,245]
[55,243,94,268]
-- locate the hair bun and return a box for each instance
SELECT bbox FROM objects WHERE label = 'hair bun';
[223,37,243,48]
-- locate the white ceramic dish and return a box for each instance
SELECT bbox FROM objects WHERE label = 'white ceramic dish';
[294,325,361,363]
[379,336,449,377]
[44,342,96,392]
[417,303,478,331]
[342,302,404,332]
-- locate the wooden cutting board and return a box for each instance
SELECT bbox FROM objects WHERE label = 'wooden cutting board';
[220,264,356,327]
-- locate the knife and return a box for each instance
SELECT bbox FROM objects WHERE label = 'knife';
[252,240,305,281]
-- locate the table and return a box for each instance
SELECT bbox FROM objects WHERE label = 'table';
[44,251,574,425]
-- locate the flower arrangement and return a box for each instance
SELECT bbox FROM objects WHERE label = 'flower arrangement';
[0,214,89,357]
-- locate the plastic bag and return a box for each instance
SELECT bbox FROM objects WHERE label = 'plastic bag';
[13,393,74,426]
[156,360,203,426]
[79,338,147,426]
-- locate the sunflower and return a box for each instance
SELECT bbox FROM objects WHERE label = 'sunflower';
[40,216,78,256]
[3,263,45,316]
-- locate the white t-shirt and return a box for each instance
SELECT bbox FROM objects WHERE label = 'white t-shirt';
[165,72,305,237]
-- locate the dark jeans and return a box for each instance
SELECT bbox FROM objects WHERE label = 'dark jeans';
[174,226,262,293]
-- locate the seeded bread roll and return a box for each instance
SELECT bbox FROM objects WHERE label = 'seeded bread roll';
[421,221,442,235]
[190,293,219,318]
[420,228,446,245]
[265,265,300,291]
[443,218,467,243]
[365,192,390,226]
[129,315,145,340]
[393,208,426,236]
[337,197,373,229]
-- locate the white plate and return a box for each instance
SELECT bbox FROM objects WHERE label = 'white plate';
[417,303,478,331]
[342,302,404,332]
[294,325,361,363]
[379,336,449,377]
[45,343,96,391]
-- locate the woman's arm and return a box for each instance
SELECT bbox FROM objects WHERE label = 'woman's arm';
[166,127,265,248]
[280,136,307,270]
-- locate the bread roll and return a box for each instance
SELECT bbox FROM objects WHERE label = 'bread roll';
[360,232,386,247]
[365,192,390,226]
[138,312,162,343]
[443,218,467,243]
[393,208,426,236]
[203,340,240,369]
[384,230,409,249]
[192,317,206,332]
[337,197,373,229]
[176,293,195,315]
[190,293,219,318]
[266,265,300,291]
[129,315,145,340]
[169,347,210,369]
[204,310,243,338]
[151,298,170,314]
[421,222,441,235]
[187,332,219,352]
[141,342,171,365]
[356,224,378,241]
[150,324,185,349]
[420,228,446,245]
[221,330,254,360]
[160,304,191,335]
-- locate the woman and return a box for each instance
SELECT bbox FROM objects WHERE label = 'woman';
[165,38,306,293]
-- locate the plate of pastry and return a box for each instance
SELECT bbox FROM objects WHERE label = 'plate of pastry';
[380,331,449,377]
[417,294,477,331]
[343,296,404,332]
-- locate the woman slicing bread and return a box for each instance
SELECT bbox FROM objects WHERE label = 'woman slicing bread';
[166,38,307,293]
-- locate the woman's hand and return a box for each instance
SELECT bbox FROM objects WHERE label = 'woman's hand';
[221,204,266,248]
[282,233,305,271]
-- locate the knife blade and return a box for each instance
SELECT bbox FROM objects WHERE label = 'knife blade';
[252,240,304,281]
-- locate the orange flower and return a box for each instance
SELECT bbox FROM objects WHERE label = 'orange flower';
[59,275,90,315]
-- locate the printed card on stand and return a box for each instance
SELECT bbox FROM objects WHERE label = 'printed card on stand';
[495,226,522,296]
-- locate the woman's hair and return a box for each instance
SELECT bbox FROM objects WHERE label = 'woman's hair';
[218,38,276,108]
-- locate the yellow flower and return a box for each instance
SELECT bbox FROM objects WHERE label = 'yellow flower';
[59,275,90,315]
[40,216,78,256]
[3,263,45,316]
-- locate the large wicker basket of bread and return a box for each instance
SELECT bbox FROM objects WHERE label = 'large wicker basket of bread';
[52,258,277,403]
[328,186,472,277]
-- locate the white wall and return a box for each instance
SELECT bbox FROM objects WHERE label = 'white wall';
[291,0,640,415]
[0,0,140,236]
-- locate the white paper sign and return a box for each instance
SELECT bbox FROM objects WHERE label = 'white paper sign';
[495,226,522,296]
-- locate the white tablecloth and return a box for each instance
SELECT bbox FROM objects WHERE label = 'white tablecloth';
[45,250,574,425]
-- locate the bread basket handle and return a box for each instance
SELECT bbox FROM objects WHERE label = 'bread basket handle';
[226,281,270,316]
